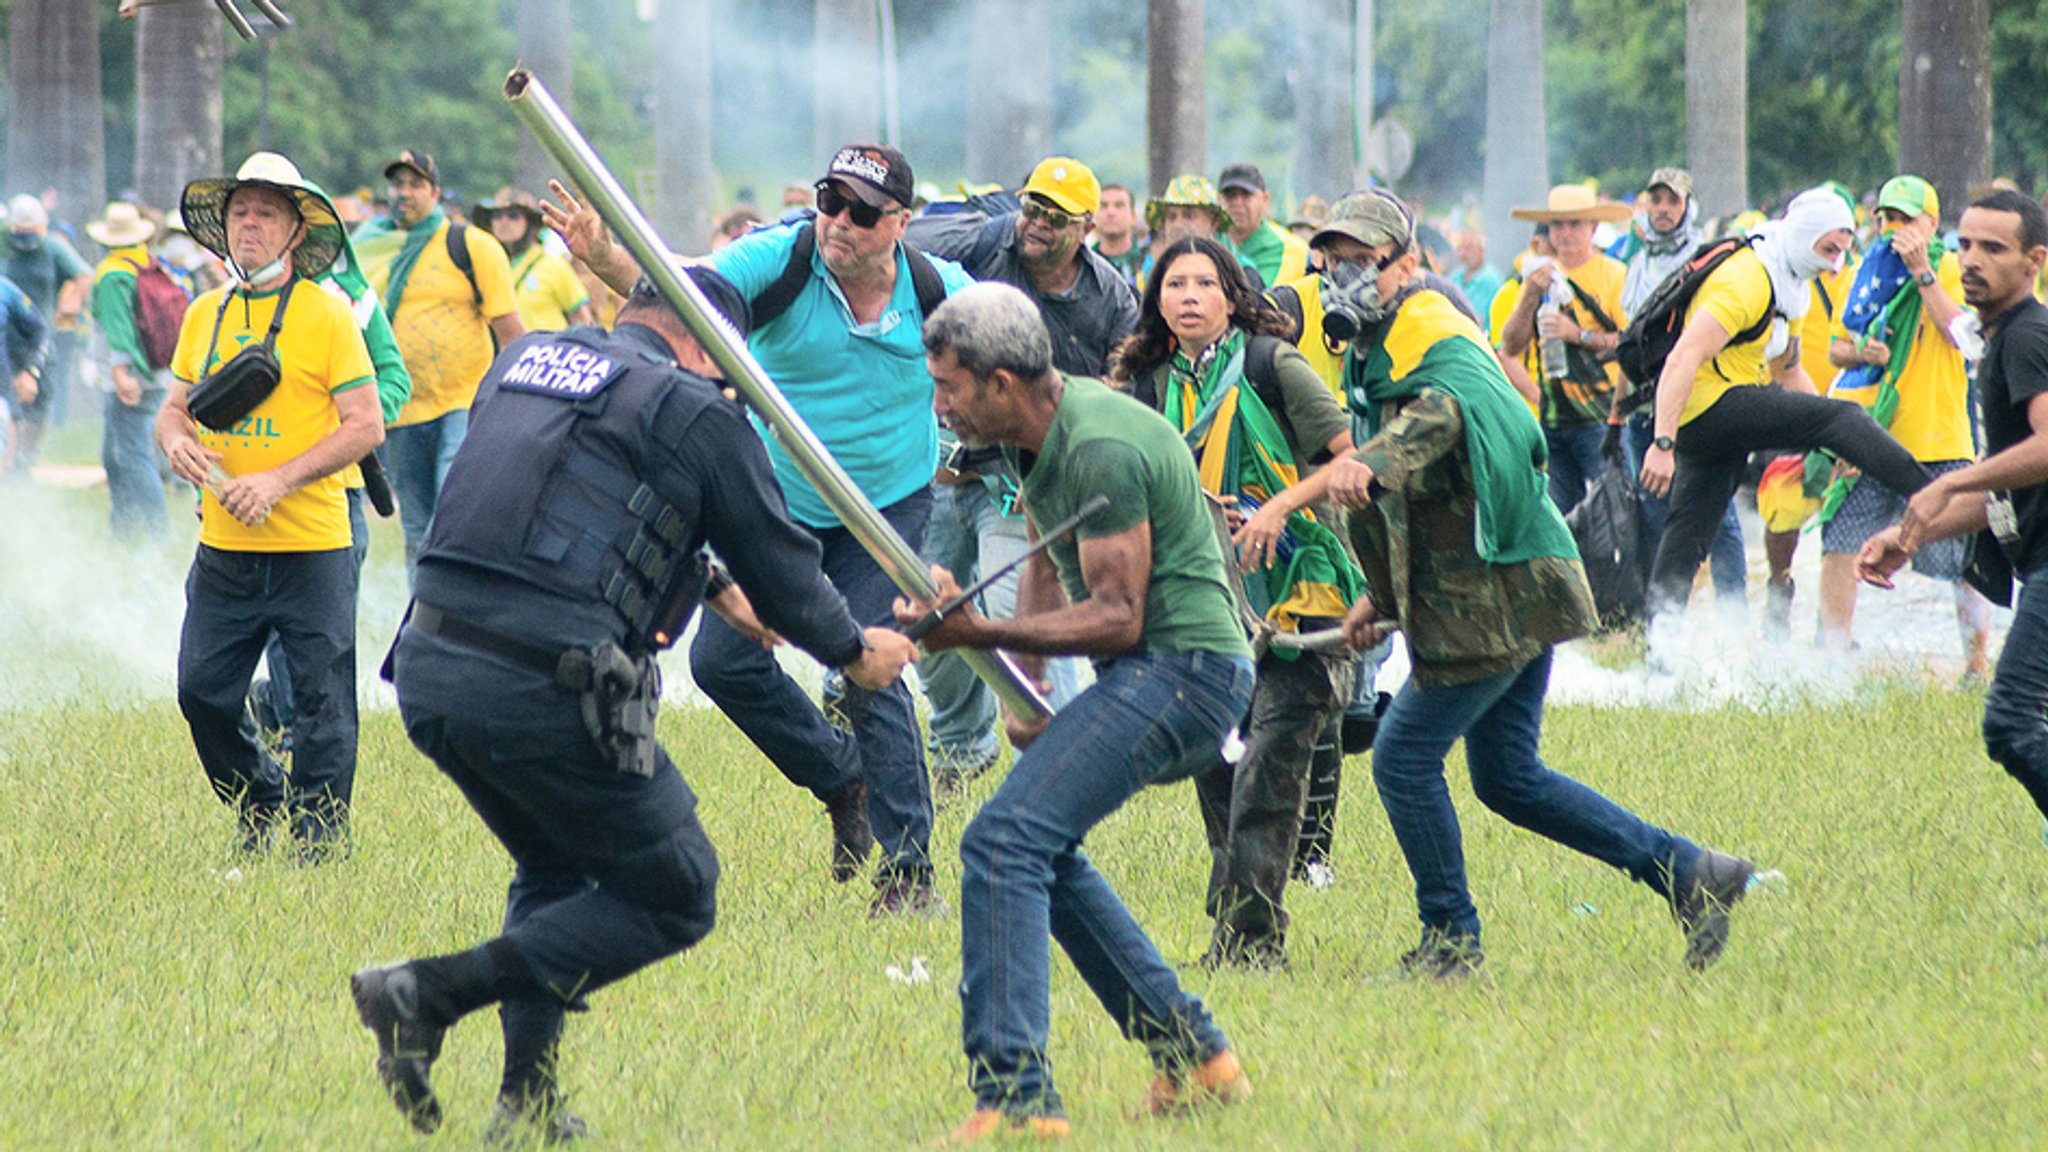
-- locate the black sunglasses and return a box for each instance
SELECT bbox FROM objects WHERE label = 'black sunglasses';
[1020,197,1082,231]
[815,181,892,229]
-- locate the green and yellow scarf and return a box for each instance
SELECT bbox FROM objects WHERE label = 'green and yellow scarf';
[1163,328,1365,646]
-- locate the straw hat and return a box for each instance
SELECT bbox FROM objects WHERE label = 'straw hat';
[471,186,544,232]
[180,151,346,280]
[86,201,158,247]
[1510,184,1632,224]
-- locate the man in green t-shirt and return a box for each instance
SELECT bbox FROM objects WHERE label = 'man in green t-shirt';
[900,282,1254,1142]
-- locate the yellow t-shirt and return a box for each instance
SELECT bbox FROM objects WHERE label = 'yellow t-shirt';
[509,246,590,333]
[1799,257,1856,394]
[365,221,517,428]
[171,282,376,552]
[1487,274,1542,419]
[1678,247,1776,427]
[1826,250,1971,462]
[1505,252,1628,423]
[1272,271,1345,398]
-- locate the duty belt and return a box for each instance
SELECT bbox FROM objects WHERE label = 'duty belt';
[408,602,605,691]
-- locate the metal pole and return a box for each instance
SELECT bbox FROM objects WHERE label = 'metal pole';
[502,68,1051,720]
[878,0,902,149]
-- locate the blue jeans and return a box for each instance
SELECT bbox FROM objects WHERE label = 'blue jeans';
[386,408,469,586]
[959,649,1255,1117]
[1544,424,1609,517]
[690,488,934,877]
[1370,648,1698,945]
[103,384,168,541]
[918,481,1081,763]
[1625,412,1746,602]
[1983,569,2048,818]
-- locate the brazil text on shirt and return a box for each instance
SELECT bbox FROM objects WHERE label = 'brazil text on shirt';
[499,338,621,398]
[710,220,974,528]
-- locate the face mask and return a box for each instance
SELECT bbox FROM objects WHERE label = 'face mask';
[231,253,291,286]
[1320,257,1389,342]
[1792,242,1842,282]
[8,232,42,253]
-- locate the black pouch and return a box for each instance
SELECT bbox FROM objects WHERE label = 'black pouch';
[188,278,297,431]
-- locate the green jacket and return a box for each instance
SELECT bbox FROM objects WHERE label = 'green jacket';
[1350,392,1597,689]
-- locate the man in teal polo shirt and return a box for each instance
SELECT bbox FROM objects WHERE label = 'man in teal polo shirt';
[549,143,972,917]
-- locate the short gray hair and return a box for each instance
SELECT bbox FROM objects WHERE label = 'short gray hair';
[922,282,1053,382]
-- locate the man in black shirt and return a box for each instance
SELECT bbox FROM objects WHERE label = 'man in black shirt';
[1861,190,2048,816]
[348,269,917,1142]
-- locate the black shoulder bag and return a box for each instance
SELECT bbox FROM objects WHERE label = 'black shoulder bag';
[188,277,299,431]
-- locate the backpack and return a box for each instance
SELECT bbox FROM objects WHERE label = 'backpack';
[1613,236,1774,413]
[1564,462,1651,630]
[445,221,481,305]
[121,255,195,374]
[749,220,947,330]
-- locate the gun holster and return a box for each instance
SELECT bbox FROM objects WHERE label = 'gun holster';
[571,642,661,778]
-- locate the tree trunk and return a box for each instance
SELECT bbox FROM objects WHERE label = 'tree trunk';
[6,0,106,230]
[1899,0,1991,224]
[1146,0,1205,196]
[133,2,223,216]
[515,0,575,196]
[1292,0,1353,204]
[1353,0,1375,192]
[1685,0,1748,220]
[964,0,1052,186]
[654,0,714,255]
[1480,0,1546,262]
[814,0,881,165]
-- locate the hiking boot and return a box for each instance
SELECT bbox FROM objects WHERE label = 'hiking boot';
[870,870,946,919]
[944,1109,1071,1143]
[1397,930,1485,982]
[1762,578,1794,644]
[824,781,872,883]
[1672,849,1754,971]
[1143,1049,1253,1117]
[483,1090,589,1147]
[350,963,448,1133]
[1201,927,1286,972]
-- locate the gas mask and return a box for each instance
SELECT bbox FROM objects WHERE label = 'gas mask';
[1319,257,1392,343]
[7,231,43,254]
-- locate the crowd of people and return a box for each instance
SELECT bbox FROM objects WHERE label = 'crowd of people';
[11,131,2048,1144]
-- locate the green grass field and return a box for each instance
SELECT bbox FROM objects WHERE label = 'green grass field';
[4,430,2045,1149]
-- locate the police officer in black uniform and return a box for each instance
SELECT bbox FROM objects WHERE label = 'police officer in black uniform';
[348,268,918,1142]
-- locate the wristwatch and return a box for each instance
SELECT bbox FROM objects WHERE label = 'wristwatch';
[1653,435,1675,452]
[1915,269,1937,287]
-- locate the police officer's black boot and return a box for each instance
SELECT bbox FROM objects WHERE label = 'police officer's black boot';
[351,941,526,1133]
[484,1001,587,1146]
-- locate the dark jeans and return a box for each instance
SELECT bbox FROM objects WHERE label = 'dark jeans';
[1649,386,1929,618]
[177,545,358,835]
[960,649,1254,1118]
[103,385,168,541]
[254,490,370,737]
[387,408,468,586]
[1371,648,1697,945]
[395,629,719,1092]
[1983,570,2048,818]
[1545,423,1608,517]
[690,488,934,878]
[1624,411,1745,601]
[1195,647,1351,959]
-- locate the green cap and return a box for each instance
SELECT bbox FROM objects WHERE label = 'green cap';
[1145,174,1230,234]
[1876,175,1939,223]
[1311,188,1415,251]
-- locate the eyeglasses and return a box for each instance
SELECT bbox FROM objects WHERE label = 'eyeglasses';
[1021,197,1082,231]
[815,182,893,229]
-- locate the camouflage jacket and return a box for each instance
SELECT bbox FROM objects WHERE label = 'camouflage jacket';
[1350,389,1598,688]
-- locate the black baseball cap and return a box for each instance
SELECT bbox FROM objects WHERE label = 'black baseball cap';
[1218,162,1266,194]
[822,144,914,209]
[383,149,439,186]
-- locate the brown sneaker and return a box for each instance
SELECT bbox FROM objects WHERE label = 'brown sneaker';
[824,781,872,883]
[944,1109,1071,1143]
[1672,848,1754,971]
[1143,1049,1252,1117]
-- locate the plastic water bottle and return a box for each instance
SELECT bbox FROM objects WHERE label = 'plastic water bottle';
[1540,277,1573,380]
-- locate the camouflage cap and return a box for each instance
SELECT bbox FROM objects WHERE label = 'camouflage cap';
[1145,174,1231,234]
[1311,188,1415,252]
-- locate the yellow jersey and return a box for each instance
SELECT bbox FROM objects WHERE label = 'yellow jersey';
[1828,250,1972,462]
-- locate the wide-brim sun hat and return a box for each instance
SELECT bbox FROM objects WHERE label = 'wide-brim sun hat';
[472,186,545,232]
[86,201,158,247]
[181,151,346,280]
[1145,173,1231,234]
[1510,184,1633,225]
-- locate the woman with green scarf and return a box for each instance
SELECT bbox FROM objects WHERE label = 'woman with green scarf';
[1111,234,1363,969]
[1241,188,1754,979]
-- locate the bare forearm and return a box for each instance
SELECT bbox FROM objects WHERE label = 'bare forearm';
[1938,436,2048,498]
[968,597,1141,657]
[1652,350,1701,439]
[1918,281,1965,345]
[274,411,384,491]
[1501,295,1538,357]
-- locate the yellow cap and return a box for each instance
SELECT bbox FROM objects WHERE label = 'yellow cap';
[1020,157,1100,216]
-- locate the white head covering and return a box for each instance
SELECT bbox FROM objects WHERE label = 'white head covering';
[1750,186,1856,326]
[7,193,47,232]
